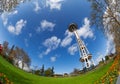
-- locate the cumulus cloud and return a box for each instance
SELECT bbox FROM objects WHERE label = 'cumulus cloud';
[1,10,18,26]
[39,36,61,58]
[61,30,73,47]
[50,56,56,62]
[68,44,78,55]
[46,0,64,10]
[1,12,8,26]
[33,1,41,12]
[44,48,51,55]
[77,18,94,39]
[95,54,105,65]
[40,20,55,31]
[7,19,27,35]
[61,17,94,47]
[43,36,61,50]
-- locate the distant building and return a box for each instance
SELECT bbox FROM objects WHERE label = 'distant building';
[14,59,31,72]
[64,73,69,77]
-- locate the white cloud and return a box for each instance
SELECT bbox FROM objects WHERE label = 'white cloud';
[68,44,78,55]
[61,37,72,47]
[11,10,18,15]
[44,48,51,55]
[77,18,94,39]
[43,36,61,50]
[33,1,41,12]
[40,20,55,31]
[1,10,18,26]
[95,54,104,65]
[39,36,61,58]
[50,56,56,62]
[46,0,64,10]
[61,30,73,47]
[61,17,94,47]
[7,19,27,35]
[7,25,15,33]
[106,33,115,54]
[1,12,8,26]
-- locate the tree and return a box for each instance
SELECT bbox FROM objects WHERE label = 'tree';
[102,58,104,63]
[14,46,21,67]
[44,68,52,77]
[34,70,40,75]
[88,0,120,53]
[1,41,9,57]
[0,0,30,14]
[105,55,109,61]
[70,68,80,76]
[9,45,15,56]
[20,48,31,69]
[40,64,44,76]
[8,45,15,64]
[51,66,54,76]
[14,46,31,69]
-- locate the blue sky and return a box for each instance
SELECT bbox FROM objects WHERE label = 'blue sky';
[0,0,115,74]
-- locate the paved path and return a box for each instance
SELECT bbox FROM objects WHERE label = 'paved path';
[116,75,120,84]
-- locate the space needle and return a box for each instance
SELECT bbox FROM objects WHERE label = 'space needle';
[68,23,94,69]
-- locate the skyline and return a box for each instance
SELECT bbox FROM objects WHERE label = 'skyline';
[0,0,115,74]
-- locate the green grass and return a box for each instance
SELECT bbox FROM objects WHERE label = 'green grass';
[0,55,113,84]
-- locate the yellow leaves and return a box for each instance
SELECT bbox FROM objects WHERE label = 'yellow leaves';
[118,71,120,75]
[0,73,13,84]
[94,55,120,84]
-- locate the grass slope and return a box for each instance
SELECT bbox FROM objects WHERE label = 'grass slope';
[0,56,113,84]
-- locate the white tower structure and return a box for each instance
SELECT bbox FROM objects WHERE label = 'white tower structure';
[68,23,94,68]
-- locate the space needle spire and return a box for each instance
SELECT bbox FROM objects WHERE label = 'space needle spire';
[68,23,94,68]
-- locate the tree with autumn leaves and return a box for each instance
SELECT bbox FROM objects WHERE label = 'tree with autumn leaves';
[0,41,31,70]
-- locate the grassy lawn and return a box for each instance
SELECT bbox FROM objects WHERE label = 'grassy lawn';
[0,55,113,84]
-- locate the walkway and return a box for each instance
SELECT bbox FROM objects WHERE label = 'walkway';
[116,72,120,84]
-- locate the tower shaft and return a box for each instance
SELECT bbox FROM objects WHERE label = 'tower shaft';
[73,30,91,68]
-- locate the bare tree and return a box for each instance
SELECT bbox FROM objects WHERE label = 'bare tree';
[20,48,31,69]
[13,46,31,69]
[14,46,21,67]
[8,45,15,64]
[88,0,120,53]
